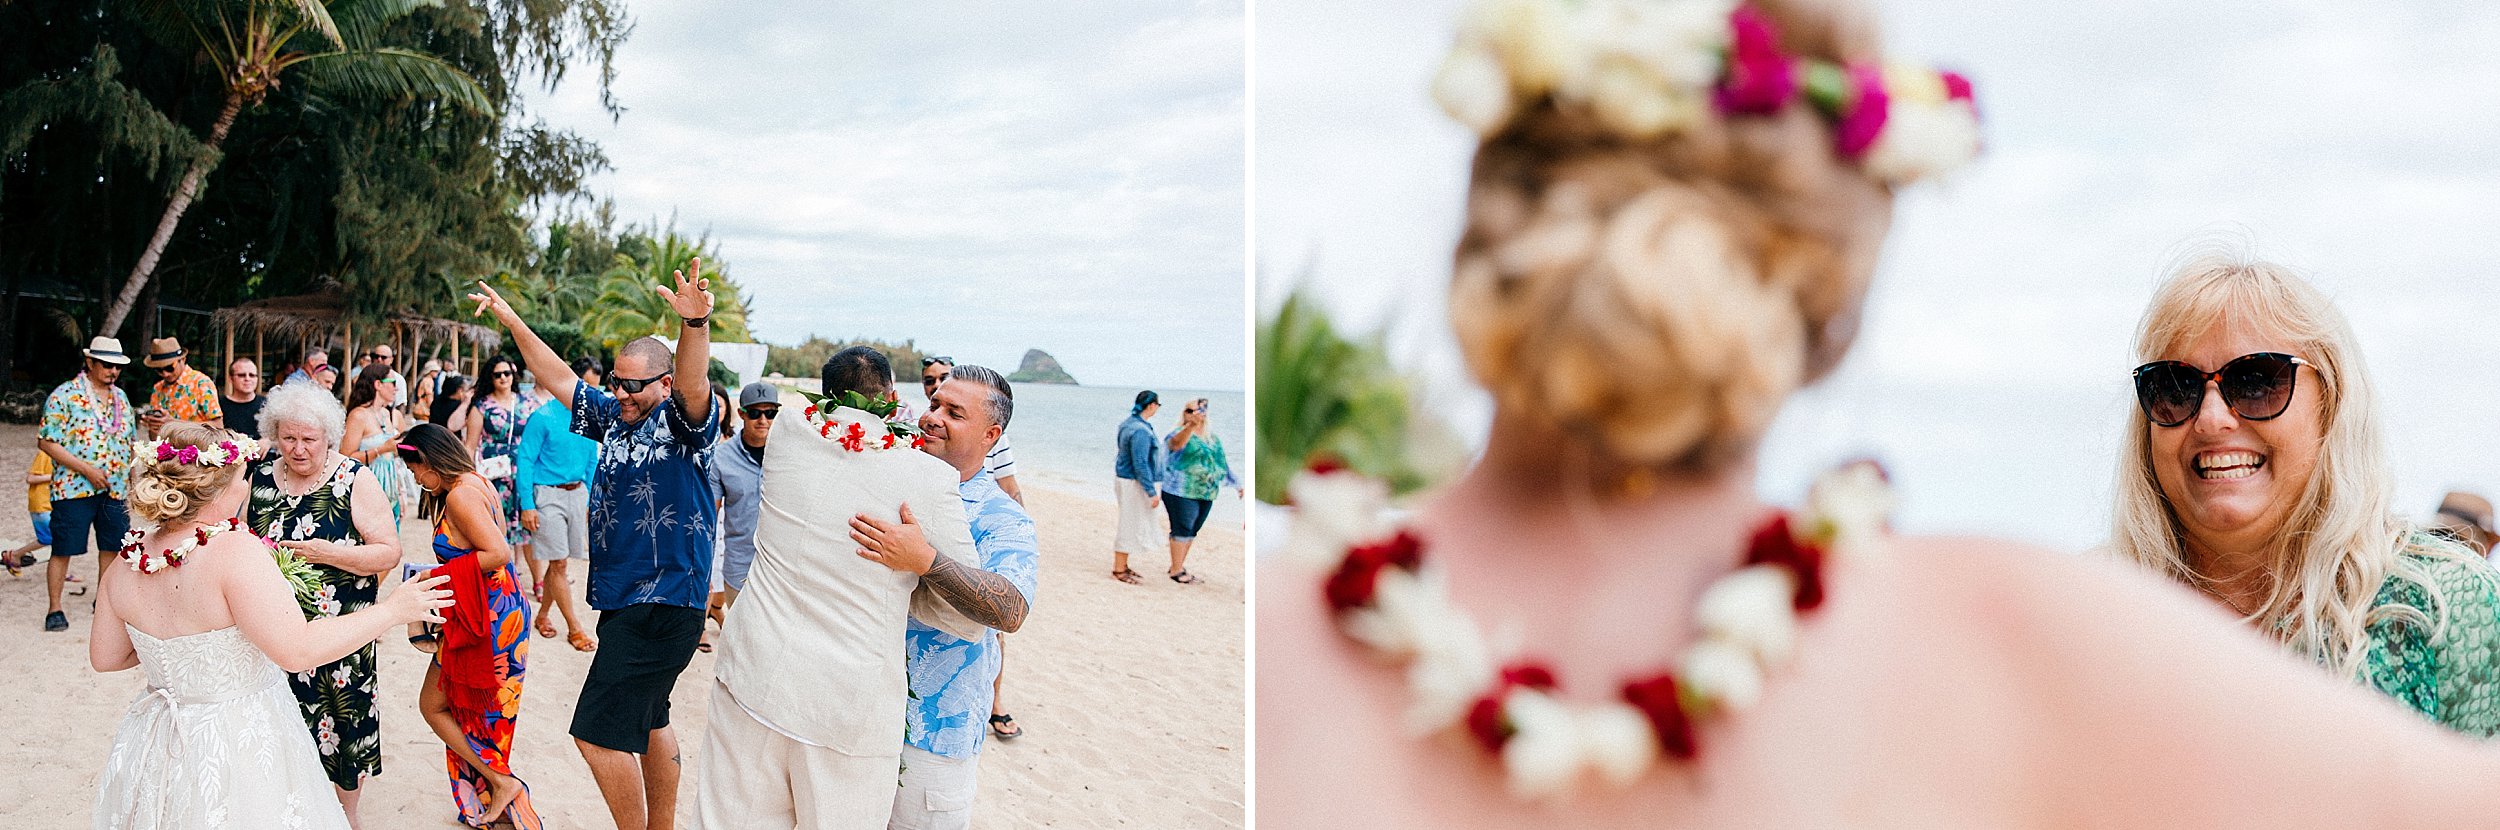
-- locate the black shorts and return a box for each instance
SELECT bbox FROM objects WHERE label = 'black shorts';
[570,602,705,753]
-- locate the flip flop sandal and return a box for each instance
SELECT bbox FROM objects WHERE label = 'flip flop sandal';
[989,713,1023,740]
[1111,569,1144,585]
[1169,570,1201,585]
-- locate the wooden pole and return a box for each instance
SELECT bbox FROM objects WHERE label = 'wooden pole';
[221,321,232,377]
[253,328,262,376]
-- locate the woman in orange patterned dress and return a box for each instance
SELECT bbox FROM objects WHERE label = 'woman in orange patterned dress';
[399,422,539,828]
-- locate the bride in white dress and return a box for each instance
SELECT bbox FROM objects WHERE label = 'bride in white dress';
[88,422,452,830]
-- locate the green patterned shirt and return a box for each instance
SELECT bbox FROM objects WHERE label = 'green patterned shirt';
[2355,536,2500,738]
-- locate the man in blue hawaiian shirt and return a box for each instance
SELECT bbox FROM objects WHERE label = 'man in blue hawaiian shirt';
[851,364,1037,830]
[470,264,717,830]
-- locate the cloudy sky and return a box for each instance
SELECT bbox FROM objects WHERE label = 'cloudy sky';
[1260,0,2500,550]
[525,1,1245,391]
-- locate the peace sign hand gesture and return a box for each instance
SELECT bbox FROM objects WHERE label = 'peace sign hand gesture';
[659,257,716,322]
[467,281,518,326]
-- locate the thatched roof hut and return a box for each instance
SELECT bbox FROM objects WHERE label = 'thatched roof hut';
[210,285,502,377]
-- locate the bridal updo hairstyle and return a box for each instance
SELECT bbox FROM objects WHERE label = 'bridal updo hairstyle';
[129,421,250,526]
[1448,0,1895,474]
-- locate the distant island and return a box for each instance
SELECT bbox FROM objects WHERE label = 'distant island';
[1008,349,1078,385]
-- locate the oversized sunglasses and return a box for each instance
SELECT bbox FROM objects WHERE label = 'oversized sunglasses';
[743,406,779,420]
[607,371,670,394]
[2132,352,2309,428]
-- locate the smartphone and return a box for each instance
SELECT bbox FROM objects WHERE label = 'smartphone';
[400,562,433,583]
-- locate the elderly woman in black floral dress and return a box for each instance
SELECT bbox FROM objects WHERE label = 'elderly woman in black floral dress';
[246,382,404,828]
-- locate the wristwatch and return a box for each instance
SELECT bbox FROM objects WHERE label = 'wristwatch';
[683,316,710,328]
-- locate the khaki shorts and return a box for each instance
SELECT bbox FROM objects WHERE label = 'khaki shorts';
[889,745,981,830]
[530,484,589,561]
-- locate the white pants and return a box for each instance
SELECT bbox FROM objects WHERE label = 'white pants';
[697,683,898,830]
[888,745,982,830]
[1114,479,1163,556]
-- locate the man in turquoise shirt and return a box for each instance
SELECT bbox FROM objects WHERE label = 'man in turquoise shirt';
[517,357,603,651]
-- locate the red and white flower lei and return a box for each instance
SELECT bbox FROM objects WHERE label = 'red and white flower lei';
[1285,459,1895,800]
[801,404,924,453]
[118,518,251,574]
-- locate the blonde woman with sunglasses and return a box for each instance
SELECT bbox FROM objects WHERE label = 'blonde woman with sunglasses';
[2113,255,2500,736]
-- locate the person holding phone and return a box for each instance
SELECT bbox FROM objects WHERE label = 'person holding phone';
[1157,397,1237,586]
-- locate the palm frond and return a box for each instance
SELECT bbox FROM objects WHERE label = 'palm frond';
[1254,288,1441,503]
[292,47,492,115]
[278,0,344,50]
[325,0,441,49]
[0,46,212,190]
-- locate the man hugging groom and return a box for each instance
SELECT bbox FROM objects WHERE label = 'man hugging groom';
[701,346,1036,830]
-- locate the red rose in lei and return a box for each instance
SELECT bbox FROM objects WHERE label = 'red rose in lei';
[1465,662,1561,752]
[1621,673,1698,759]
[1323,529,1425,613]
[1714,5,1796,114]
[1744,513,1827,610]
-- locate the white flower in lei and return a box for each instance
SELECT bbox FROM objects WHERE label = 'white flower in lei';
[1281,469,1394,570]
[1297,460,1894,802]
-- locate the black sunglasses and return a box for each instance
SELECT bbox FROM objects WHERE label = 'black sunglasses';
[743,406,779,420]
[606,371,671,394]
[490,370,515,378]
[2132,352,2309,428]
[921,356,954,367]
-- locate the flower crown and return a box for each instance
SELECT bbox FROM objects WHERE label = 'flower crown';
[1432,0,1980,183]
[142,436,264,468]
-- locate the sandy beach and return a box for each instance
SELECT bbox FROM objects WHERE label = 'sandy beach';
[0,420,1243,828]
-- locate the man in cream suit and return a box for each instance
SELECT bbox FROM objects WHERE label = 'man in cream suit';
[698,347,1009,829]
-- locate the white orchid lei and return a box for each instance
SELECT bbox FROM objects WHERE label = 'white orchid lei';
[1431,0,1980,184]
[1287,458,1895,800]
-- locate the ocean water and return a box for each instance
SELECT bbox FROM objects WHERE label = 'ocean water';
[901,383,1249,528]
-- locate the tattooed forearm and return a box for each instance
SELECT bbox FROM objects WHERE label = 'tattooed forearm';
[922,555,1029,633]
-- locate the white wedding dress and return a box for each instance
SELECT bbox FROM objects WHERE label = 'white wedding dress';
[93,625,349,830]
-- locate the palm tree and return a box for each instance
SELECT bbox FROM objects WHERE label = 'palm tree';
[97,0,493,338]
[580,228,752,349]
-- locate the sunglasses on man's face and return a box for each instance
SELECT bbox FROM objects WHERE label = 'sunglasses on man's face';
[607,371,670,394]
[2132,352,2309,428]
[921,356,954,368]
[743,407,779,421]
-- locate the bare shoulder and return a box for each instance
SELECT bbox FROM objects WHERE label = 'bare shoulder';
[1255,558,1416,826]
[1861,534,2500,826]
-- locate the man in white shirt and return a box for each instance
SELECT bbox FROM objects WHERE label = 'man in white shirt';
[697,347,1014,829]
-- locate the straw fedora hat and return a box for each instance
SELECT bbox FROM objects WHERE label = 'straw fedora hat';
[82,336,130,365]
[144,337,189,369]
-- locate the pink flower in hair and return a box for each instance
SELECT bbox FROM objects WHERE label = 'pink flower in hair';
[1713,5,1795,115]
[1833,63,1889,159]
[155,443,175,461]
[175,446,200,465]
[1941,70,1974,104]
